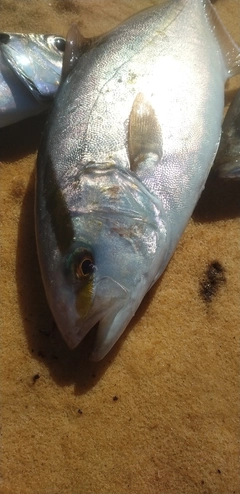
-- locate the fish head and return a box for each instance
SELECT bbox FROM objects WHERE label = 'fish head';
[0,33,65,101]
[39,164,169,360]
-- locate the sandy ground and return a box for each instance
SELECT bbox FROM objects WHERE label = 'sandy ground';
[0,1,240,493]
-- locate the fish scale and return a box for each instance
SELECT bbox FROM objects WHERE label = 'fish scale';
[36,0,240,360]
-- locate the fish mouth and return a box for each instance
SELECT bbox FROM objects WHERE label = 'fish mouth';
[0,33,64,101]
[89,302,136,361]
[51,276,130,358]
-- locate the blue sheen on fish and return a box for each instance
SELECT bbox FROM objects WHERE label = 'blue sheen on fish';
[0,33,65,127]
[36,0,240,360]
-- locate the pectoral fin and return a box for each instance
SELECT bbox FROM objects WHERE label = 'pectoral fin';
[128,92,162,172]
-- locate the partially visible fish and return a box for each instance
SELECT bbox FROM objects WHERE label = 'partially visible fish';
[36,0,240,361]
[214,88,240,179]
[0,33,65,127]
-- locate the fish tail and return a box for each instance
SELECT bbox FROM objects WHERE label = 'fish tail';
[203,0,240,77]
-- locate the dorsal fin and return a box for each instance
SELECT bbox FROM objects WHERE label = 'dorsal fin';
[203,0,240,77]
[61,24,98,81]
[128,92,162,172]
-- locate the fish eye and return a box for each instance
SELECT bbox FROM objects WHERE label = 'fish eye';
[0,33,10,44]
[53,37,66,53]
[74,251,95,279]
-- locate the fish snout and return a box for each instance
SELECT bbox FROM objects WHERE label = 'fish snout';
[51,275,130,354]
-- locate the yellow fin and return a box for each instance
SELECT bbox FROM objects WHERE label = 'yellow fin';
[128,92,162,172]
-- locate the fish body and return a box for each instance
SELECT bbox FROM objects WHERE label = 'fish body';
[36,0,240,360]
[0,33,65,127]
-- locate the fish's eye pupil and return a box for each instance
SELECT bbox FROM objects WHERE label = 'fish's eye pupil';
[74,252,94,279]
[0,33,10,44]
[54,37,66,53]
[81,259,93,276]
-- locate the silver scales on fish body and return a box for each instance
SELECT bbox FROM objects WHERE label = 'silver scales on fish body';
[22,0,240,360]
[0,32,65,127]
[35,0,240,361]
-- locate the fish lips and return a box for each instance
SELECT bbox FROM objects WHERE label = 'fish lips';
[49,274,130,357]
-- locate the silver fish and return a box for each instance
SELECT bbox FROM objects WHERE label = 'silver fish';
[36,0,240,360]
[0,33,65,127]
[214,88,240,179]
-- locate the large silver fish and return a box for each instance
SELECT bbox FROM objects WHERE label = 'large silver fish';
[36,0,240,360]
[0,33,65,127]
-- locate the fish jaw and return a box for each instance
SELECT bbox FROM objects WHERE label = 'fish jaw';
[46,272,130,351]
[0,50,44,127]
[0,32,65,127]
[36,163,169,358]
[89,287,145,361]
[0,33,65,101]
